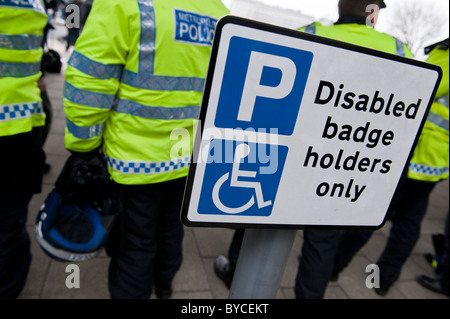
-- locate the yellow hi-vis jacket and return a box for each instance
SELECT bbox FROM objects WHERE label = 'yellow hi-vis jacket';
[0,0,47,137]
[408,42,449,182]
[299,22,412,58]
[64,0,229,185]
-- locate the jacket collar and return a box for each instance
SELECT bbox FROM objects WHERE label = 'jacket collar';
[334,15,367,26]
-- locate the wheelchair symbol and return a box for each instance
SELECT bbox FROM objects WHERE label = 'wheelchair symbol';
[212,143,272,214]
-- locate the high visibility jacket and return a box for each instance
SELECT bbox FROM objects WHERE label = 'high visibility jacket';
[64,0,229,185]
[408,44,449,182]
[299,22,412,57]
[0,0,47,137]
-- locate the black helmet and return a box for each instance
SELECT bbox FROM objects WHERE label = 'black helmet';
[35,188,120,262]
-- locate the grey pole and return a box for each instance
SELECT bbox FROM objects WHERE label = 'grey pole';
[228,228,297,299]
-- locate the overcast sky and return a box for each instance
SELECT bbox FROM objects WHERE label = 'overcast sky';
[222,0,450,45]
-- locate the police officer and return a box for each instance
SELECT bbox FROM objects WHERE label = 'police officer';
[0,0,48,299]
[294,0,414,299]
[415,39,449,297]
[63,0,229,299]
[333,38,449,296]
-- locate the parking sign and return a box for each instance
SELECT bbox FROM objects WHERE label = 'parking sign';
[181,16,442,229]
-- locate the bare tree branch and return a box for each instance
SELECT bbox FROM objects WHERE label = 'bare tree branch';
[384,0,445,57]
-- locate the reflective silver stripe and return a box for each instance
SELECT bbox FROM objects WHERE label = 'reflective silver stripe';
[409,163,449,177]
[427,111,449,131]
[68,50,124,80]
[0,34,43,50]
[303,25,316,34]
[137,0,156,73]
[0,0,46,14]
[64,81,116,109]
[125,0,205,92]
[114,98,200,120]
[66,118,104,139]
[121,69,205,92]
[303,26,406,57]
[0,101,43,122]
[0,61,41,77]
[394,38,406,57]
[105,155,190,175]
[435,95,449,109]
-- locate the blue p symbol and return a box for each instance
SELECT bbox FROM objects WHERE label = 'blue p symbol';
[215,37,313,135]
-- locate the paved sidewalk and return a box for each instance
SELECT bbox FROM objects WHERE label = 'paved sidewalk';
[18,38,449,300]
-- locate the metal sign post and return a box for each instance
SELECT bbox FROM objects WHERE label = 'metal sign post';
[229,228,297,299]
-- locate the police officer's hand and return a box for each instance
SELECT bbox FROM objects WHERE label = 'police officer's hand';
[68,149,109,187]
[55,148,110,199]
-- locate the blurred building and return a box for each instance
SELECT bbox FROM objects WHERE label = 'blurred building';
[228,0,315,29]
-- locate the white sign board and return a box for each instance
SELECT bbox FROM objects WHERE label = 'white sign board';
[181,16,442,229]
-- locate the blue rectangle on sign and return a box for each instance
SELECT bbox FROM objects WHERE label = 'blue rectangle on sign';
[198,139,288,217]
[173,9,218,47]
[215,37,313,135]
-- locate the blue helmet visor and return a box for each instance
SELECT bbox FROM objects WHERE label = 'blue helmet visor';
[35,190,119,262]
[48,202,106,252]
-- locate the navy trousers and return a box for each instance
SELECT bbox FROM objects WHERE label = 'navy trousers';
[295,230,340,299]
[106,177,186,299]
[0,128,44,299]
[295,178,437,297]
[0,194,33,299]
[333,178,436,287]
